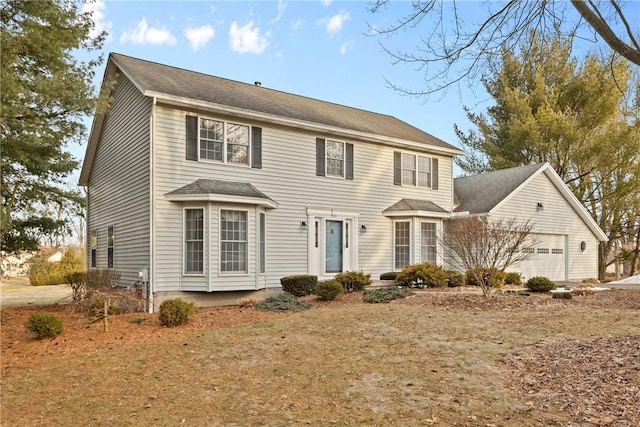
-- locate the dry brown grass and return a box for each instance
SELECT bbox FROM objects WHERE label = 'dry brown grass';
[1,289,639,426]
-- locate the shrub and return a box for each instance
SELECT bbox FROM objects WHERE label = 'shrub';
[379,272,399,281]
[29,249,84,286]
[363,287,413,303]
[65,271,87,301]
[396,262,448,288]
[552,291,572,300]
[334,271,371,293]
[314,280,344,301]
[504,272,523,286]
[280,275,317,297]
[86,269,121,290]
[26,313,63,339]
[237,297,257,308]
[158,298,197,327]
[86,299,119,318]
[526,276,556,292]
[255,293,312,312]
[465,268,506,288]
[446,270,465,287]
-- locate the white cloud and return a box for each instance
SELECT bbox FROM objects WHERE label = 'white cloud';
[339,41,354,55]
[120,18,177,46]
[271,0,287,23]
[81,0,112,40]
[321,0,333,6]
[326,10,350,35]
[290,19,302,31]
[184,25,215,51]
[228,21,270,54]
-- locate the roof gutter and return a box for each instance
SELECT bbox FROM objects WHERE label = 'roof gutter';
[146,91,465,157]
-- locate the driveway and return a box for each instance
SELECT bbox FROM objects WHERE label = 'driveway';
[0,276,72,307]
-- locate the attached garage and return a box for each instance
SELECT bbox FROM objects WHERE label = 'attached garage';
[454,163,607,282]
[515,234,567,281]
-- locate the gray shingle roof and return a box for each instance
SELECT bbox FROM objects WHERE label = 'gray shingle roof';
[383,199,449,214]
[166,179,274,202]
[110,53,459,152]
[454,163,547,214]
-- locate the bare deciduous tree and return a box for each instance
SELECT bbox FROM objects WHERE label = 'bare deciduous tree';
[369,0,640,97]
[443,216,537,296]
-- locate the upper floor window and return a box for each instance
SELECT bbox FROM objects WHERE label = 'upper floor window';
[316,138,354,180]
[394,151,439,189]
[200,118,250,165]
[186,115,262,168]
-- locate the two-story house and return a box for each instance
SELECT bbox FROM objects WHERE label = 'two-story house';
[80,53,606,310]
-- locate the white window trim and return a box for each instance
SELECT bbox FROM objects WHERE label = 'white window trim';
[419,221,437,264]
[183,206,206,276]
[219,208,250,276]
[400,152,433,188]
[393,219,412,271]
[259,211,266,275]
[325,139,345,179]
[198,116,252,167]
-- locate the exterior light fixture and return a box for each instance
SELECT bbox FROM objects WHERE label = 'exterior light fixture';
[360,224,367,232]
[536,202,544,211]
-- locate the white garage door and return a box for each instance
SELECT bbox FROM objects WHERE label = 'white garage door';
[514,234,566,281]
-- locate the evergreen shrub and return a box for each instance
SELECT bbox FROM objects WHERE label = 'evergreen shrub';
[280,275,317,297]
[26,313,63,339]
[255,293,311,312]
[363,287,413,303]
[314,280,343,301]
[158,298,197,327]
[334,271,371,293]
[526,276,556,292]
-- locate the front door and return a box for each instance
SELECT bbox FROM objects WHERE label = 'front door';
[325,220,343,273]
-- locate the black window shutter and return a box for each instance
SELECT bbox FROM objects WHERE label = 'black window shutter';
[432,158,439,190]
[393,151,401,185]
[251,127,262,169]
[345,143,354,180]
[316,138,325,176]
[185,115,198,161]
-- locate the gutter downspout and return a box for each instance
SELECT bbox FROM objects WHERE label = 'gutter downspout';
[149,97,156,313]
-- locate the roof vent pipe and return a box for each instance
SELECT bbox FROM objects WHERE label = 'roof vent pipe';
[254,81,262,86]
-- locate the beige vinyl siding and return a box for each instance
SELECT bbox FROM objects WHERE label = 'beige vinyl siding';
[493,172,599,280]
[86,75,151,285]
[152,105,455,291]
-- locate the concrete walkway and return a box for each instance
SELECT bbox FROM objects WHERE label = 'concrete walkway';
[0,276,73,307]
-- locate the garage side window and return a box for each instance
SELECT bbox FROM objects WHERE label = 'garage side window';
[185,208,204,274]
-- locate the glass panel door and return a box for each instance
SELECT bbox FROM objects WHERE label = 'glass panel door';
[325,220,343,273]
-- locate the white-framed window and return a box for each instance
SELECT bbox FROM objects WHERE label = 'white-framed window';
[395,152,436,189]
[107,226,114,269]
[199,118,250,165]
[220,209,248,273]
[394,221,411,270]
[259,212,266,274]
[184,208,204,274]
[90,230,97,268]
[420,222,437,264]
[326,140,345,177]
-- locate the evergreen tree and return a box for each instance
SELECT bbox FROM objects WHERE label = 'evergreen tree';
[1,0,105,253]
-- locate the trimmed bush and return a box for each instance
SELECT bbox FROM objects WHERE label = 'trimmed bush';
[314,280,344,301]
[526,276,556,292]
[446,270,465,287]
[363,287,413,303]
[158,298,197,327]
[26,313,63,339]
[465,268,506,288]
[396,262,448,288]
[334,271,371,293]
[280,275,317,297]
[504,272,523,286]
[255,293,311,312]
[29,250,84,286]
[379,272,399,281]
[552,291,572,300]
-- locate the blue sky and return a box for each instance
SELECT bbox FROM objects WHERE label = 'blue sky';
[74,0,638,179]
[74,0,491,178]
